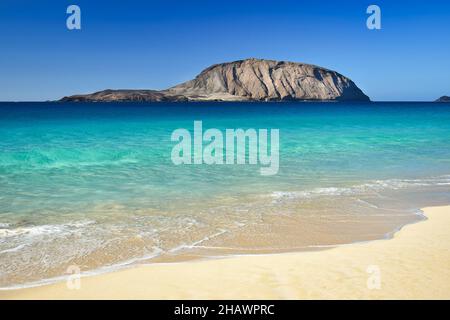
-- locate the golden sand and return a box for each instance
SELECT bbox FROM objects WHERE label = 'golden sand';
[1,206,449,299]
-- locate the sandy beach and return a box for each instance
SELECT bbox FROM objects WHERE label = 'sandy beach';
[1,205,449,300]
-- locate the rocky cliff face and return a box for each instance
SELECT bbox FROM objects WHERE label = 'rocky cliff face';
[60,59,370,102]
[166,58,369,101]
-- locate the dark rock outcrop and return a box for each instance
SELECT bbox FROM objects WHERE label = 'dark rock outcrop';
[435,96,450,102]
[60,89,187,102]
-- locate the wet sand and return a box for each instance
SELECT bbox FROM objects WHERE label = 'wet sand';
[1,206,449,299]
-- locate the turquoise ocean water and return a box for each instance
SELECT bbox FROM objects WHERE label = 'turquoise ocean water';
[1,102,450,288]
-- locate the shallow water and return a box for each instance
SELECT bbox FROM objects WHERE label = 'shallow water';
[1,102,450,288]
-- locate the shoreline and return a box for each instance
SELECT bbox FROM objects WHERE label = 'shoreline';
[0,206,422,291]
[1,205,449,299]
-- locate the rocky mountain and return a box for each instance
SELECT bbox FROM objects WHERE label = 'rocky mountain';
[435,96,450,102]
[60,59,370,102]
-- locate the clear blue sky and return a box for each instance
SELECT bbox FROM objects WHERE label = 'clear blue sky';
[0,0,449,101]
